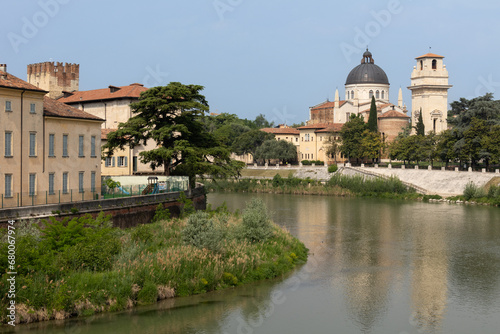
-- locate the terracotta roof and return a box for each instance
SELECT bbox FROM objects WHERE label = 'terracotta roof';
[298,123,334,130]
[360,103,393,113]
[0,70,47,92]
[261,127,300,135]
[101,128,117,140]
[416,53,444,59]
[43,96,104,121]
[315,123,344,133]
[310,100,346,110]
[378,109,410,119]
[58,83,148,103]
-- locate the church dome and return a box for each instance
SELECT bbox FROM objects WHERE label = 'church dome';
[345,50,389,85]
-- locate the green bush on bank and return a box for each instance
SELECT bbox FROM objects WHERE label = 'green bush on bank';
[0,199,307,324]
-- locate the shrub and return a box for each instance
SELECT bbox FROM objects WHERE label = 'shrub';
[179,192,195,218]
[152,203,171,223]
[240,198,274,243]
[272,174,284,188]
[131,224,154,243]
[328,164,338,173]
[182,212,223,252]
[463,181,485,200]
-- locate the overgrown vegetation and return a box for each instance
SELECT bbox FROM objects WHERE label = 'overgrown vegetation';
[0,201,307,324]
[204,173,418,199]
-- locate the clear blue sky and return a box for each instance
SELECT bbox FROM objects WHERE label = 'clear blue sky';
[2,0,500,124]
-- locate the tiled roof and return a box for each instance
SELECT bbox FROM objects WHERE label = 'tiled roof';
[101,128,116,140]
[310,100,346,110]
[378,110,410,119]
[58,83,148,103]
[360,103,393,113]
[416,53,444,59]
[0,70,47,92]
[261,127,300,135]
[315,123,344,133]
[43,96,104,121]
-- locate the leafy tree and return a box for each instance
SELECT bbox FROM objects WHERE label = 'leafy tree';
[482,124,500,164]
[360,129,382,162]
[340,114,367,163]
[254,139,297,164]
[456,118,489,167]
[324,133,341,163]
[416,108,425,135]
[232,129,275,157]
[448,93,494,117]
[254,114,275,129]
[367,96,378,132]
[102,82,243,186]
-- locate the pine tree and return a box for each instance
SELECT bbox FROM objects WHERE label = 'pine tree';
[367,96,378,133]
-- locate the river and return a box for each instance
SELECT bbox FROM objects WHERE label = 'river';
[4,193,500,333]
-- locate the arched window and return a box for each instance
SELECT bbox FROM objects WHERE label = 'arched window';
[381,91,385,99]
[376,90,380,99]
[433,119,437,132]
[432,59,437,70]
[369,90,373,99]
[420,60,423,70]
[347,91,350,99]
[351,90,354,99]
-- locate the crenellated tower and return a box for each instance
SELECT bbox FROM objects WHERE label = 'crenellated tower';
[27,61,79,99]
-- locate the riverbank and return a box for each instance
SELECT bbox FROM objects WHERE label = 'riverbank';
[0,200,307,325]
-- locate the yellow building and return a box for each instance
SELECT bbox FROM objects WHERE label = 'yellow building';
[0,65,103,208]
[57,82,159,176]
[297,123,343,163]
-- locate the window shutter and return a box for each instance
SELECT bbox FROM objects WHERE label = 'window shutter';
[112,157,115,167]
[124,157,128,167]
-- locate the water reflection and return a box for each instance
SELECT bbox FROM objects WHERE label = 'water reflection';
[6,194,500,334]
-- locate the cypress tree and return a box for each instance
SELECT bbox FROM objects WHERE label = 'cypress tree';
[367,96,378,132]
[416,108,425,135]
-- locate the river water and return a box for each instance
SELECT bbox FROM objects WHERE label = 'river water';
[4,193,500,334]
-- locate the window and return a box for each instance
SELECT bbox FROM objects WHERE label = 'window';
[118,156,128,167]
[112,157,115,167]
[29,132,36,157]
[79,135,84,157]
[62,134,68,157]
[347,91,350,99]
[30,103,36,114]
[351,90,354,99]
[62,172,68,194]
[420,60,423,70]
[376,90,380,99]
[91,136,96,157]
[91,172,96,192]
[105,157,112,167]
[296,138,298,142]
[29,174,36,197]
[369,90,373,99]
[381,91,385,99]
[346,112,351,120]
[5,175,12,198]
[5,132,12,157]
[49,173,55,195]
[49,134,55,157]
[79,172,84,193]
[5,100,12,112]
[432,59,437,70]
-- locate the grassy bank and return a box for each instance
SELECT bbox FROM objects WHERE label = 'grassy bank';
[204,173,419,199]
[0,200,307,324]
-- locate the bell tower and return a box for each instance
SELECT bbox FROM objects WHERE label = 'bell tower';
[408,53,451,134]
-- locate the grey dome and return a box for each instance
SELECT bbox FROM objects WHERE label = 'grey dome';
[345,50,389,85]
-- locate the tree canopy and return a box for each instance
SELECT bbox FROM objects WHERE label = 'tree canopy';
[339,114,367,161]
[367,96,378,132]
[254,139,297,164]
[102,82,244,185]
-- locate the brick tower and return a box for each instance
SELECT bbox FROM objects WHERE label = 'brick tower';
[27,62,79,99]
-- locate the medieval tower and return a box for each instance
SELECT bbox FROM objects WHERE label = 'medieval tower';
[27,62,79,99]
[408,53,451,134]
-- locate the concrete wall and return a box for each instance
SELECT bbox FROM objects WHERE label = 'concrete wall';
[0,186,206,228]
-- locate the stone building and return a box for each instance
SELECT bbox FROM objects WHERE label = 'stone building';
[27,61,79,99]
[409,53,451,134]
[0,64,103,208]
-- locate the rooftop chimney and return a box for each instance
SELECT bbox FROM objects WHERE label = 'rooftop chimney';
[0,64,6,79]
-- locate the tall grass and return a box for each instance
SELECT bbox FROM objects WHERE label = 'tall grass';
[327,174,413,195]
